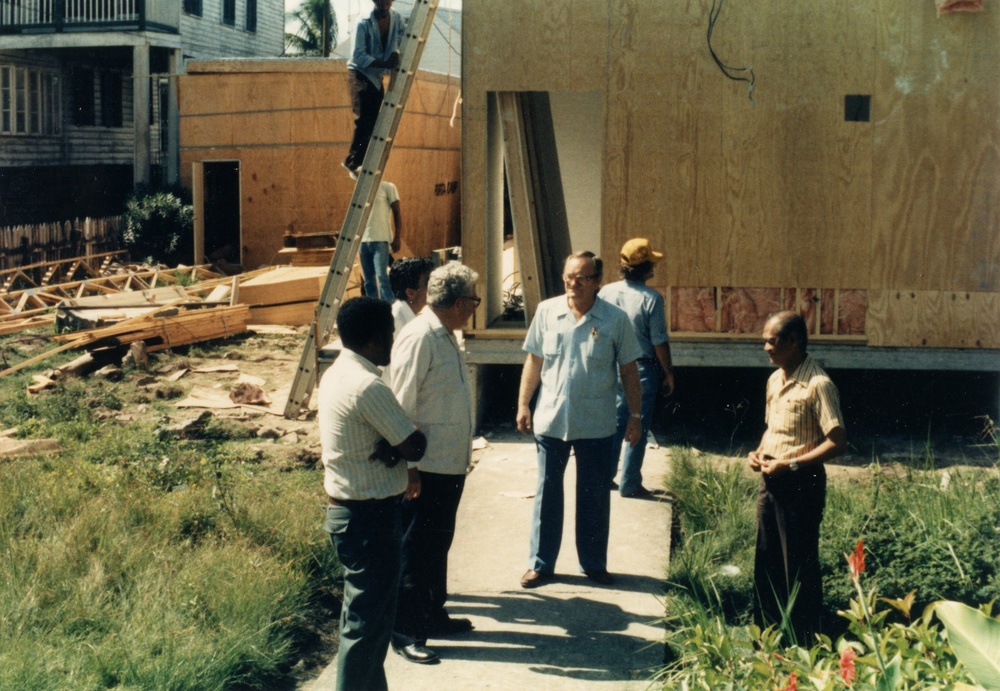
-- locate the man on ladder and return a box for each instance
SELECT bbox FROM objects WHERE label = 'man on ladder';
[344,0,404,176]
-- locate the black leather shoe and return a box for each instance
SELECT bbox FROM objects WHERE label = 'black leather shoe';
[620,486,653,499]
[392,641,440,665]
[584,569,615,585]
[428,616,474,637]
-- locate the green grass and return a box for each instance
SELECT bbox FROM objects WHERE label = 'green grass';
[0,335,339,689]
[663,446,1000,639]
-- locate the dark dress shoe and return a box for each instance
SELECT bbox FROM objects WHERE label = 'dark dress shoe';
[609,480,619,490]
[520,569,552,589]
[584,569,615,585]
[620,486,653,499]
[392,641,440,665]
[427,616,474,636]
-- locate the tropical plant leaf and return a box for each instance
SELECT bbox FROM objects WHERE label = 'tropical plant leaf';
[875,654,902,691]
[933,600,1000,689]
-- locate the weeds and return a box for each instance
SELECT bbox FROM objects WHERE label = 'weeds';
[0,343,338,689]
[661,445,1000,687]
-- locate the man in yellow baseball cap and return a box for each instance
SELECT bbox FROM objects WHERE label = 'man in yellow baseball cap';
[599,238,675,498]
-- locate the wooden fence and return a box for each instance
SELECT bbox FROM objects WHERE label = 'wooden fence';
[0,216,121,271]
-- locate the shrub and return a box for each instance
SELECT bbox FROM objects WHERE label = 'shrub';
[122,189,193,265]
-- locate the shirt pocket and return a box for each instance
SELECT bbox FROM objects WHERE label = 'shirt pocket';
[542,332,562,357]
[583,335,614,368]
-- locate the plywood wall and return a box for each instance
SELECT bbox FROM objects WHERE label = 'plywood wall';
[463,0,1000,348]
[179,60,461,270]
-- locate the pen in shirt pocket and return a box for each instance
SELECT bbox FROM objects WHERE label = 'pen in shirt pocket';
[591,327,599,341]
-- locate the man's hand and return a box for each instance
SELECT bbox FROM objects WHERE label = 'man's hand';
[747,450,763,472]
[369,438,400,467]
[758,458,791,477]
[405,467,421,500]
[390,236,401,254]
[661,368,675,396]
[516,405,532,435]
[623,416,643,448]
[387,52,400,69]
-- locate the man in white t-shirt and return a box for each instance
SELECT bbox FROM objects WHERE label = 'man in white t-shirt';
[361,180,403,302]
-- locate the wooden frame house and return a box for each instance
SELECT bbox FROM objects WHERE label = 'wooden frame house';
[460,1,999,375]
[178,59,462,270]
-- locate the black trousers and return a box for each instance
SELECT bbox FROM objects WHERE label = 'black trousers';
[345,69,383,171]
[395,470,466,641]
[753,464,826,644]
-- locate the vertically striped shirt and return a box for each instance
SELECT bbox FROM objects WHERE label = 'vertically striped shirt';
[318,349,416,500]
[759,354,844,461]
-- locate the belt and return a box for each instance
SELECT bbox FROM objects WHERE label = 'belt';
[327,493,402,508]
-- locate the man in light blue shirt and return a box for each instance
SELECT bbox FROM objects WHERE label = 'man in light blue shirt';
[599,238,675,498]
[344,0,405,174]
[516,251,643,588]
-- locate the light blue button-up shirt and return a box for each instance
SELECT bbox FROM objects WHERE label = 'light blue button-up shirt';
[598,279,669,360]
[524,295,642,441]
[348,8,405,89]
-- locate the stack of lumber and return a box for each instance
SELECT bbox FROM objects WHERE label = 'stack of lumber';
[1,302,249,379]
[278,231,338,267]
[239,266,329,326]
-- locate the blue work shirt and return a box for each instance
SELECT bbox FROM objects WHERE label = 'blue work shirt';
[348,8,405,89]
[598,280,669,360]
[524,295,642,441]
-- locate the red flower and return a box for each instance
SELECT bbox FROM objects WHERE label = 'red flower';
[845,539,865,579]
[840,648,857,684]
[783,671,798,691]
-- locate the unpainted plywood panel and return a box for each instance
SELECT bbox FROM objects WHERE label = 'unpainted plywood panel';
[177,74,235,115]
[292,71,352,109]
[716,2,875,288]
[568,1,610,90]
[868,289,1000,348]
[463,0,589,92]
[871,2,1000,292]
[181,114,235,148]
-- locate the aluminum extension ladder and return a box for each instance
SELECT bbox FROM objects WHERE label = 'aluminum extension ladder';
[283,0,439,418]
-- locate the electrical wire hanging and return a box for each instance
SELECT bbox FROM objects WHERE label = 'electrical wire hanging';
[707,0,755,105]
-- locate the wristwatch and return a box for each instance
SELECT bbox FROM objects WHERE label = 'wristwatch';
[789,460,799,472]
[630,412,641,420]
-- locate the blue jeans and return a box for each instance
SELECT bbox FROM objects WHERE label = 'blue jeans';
[529,435,613,574]
[360,241,392,302]
[611,360,661,494]
[325,496,402,691]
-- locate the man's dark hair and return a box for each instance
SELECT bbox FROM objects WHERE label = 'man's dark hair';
[771,311,808,351]
[389,257,434,301]
[619,261,653,282]
[568,250,603,278]
[337,297,393,351]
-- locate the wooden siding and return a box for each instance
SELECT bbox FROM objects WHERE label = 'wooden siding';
[462,0,1000,350]
[179,0,283,60]
[178,60,461,269]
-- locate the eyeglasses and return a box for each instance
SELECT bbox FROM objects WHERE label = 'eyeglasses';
[763,337,781,347]
[462,295,482,308]
[563,273,599,285]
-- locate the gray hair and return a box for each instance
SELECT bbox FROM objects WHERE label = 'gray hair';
[427,262,479,308]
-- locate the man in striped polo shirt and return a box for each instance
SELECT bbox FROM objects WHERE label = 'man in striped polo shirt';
[748,311,846,644]
[318,297,427,691]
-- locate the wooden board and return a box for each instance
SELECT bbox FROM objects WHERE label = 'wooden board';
[239,266,328,306]
[867,289,1000,348]
[248,301,316,327]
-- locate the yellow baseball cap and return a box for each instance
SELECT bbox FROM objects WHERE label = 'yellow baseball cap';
[620,238,664,266]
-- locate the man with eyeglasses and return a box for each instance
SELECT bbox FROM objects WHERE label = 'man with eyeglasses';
[388,262,480,663]
[749,311,846,643]
[516,251,643,588]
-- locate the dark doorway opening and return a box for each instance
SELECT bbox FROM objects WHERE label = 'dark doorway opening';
[203,161,241,271]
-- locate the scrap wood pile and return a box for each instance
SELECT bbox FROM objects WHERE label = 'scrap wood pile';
[0,255,348,381]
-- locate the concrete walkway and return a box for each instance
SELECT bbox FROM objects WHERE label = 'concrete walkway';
[304,430,672,690]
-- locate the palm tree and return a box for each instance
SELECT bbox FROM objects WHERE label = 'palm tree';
[285,0,337,57]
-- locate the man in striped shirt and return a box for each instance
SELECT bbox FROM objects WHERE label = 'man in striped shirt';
[318,297,427,691]
[749,311,846,644]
